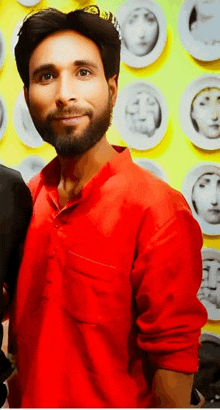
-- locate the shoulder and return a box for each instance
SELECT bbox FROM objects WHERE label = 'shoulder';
[117,161,192,232]
[125,162,188,210]
[0,164,22,182]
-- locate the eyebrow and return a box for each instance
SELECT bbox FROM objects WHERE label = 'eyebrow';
[31,60,99,80]
[199,178,210,183]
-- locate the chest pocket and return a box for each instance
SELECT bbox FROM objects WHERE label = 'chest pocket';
[62,250,116,324]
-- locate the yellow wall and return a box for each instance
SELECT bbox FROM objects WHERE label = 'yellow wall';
[0,0,219,334]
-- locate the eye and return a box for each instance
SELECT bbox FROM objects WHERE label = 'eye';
[128,14,138,24]
[146,14,156,23]
[40,72,54,82]
[199,102,205,106]
[199,183,206,188]
[78,68,91,77]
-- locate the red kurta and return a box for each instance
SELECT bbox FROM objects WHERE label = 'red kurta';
[9,147,207,408]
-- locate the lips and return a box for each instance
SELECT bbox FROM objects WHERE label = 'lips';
[53,116,84,126]
[209,124,220,129]
[208,209,220,214]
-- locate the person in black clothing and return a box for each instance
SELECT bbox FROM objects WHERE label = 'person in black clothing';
[0,164,32,406]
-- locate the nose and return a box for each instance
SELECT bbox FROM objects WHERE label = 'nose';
[211,110,219,121]
[138,102,147,119]
[210,190,218,205]
[136,24,146,39]
[56,74,76,108]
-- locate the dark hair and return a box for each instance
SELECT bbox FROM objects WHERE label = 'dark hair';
[189,7,197,31]
[15,6,121,88]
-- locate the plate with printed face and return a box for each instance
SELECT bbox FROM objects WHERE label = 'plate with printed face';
[178,0,220,61]
[114,81,168,150]
[13,91,44,148]
[14,155,46,182]
[0,30,5,70]
[198,248,220,321]
[133,158,168,182]
[16,0,41,6]
[182,162,220,236]
[180,75,220,150]
[117,0,167,68]
[0,95,7,141]
[11,20,23,57]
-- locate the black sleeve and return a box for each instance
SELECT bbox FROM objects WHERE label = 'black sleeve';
[0,168,32,384]
[2,172,32,298]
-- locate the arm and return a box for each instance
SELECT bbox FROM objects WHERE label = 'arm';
[132,199,207,402]
[151,369,193,408]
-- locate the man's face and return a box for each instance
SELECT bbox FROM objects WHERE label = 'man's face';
[25,30,117,157]
[191,88,220,139]
[192,173,220,224]
[123,7,159,56]
[125,90,160,136]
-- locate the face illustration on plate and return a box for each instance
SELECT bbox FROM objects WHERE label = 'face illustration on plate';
[192,172,220,224]
[198,258,220,308]
[125,90,161,136]
[191,88,220,139]
[122,7,159,56]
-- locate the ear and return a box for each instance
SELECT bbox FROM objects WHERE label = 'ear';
[24,86,29,108]
[108,74,118,109]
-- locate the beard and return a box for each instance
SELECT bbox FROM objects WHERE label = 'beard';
[30,102,112,158]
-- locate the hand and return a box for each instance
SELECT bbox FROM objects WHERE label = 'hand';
[190,390,205,408]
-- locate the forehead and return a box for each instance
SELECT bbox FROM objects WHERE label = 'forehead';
[193,88,220,104]
[129,90,157,102]
[196,173,220,184]
[203,258,220,269]
[127,7,154,19]
[29,29,103,72]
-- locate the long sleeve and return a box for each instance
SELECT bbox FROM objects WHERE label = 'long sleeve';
[132,207,207,374]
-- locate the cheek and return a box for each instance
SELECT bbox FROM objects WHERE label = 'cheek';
[123,25,134,44]
[153,106,160,121]
[194,189,209,209]
[148,24,158,42]
[28,88,53,118]
[194,108,205,121]
[85,80,109,107]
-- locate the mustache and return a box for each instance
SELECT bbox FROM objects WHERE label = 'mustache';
[47,107,93,121]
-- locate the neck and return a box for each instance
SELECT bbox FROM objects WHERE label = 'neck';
[57,137,118,196]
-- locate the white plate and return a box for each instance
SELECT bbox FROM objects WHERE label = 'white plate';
[15,155,46,182]
[197,248,220,321]
[133,158,168,182]
[0,30,5,70]
[182,162,220,236]
[0,95,7,141]
[200,331,220,343]
[17,0,41,6]
[11,20,23,57]
[117,0,167,68]
[13,91,44,148]
[178,0,220,61]
[114,81,168,150]
[180,74,220,150]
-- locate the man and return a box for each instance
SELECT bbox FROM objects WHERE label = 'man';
[0,164,32,405]
[9,5,207,408]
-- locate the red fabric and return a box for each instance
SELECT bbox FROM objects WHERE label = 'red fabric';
[9,147,207,408]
